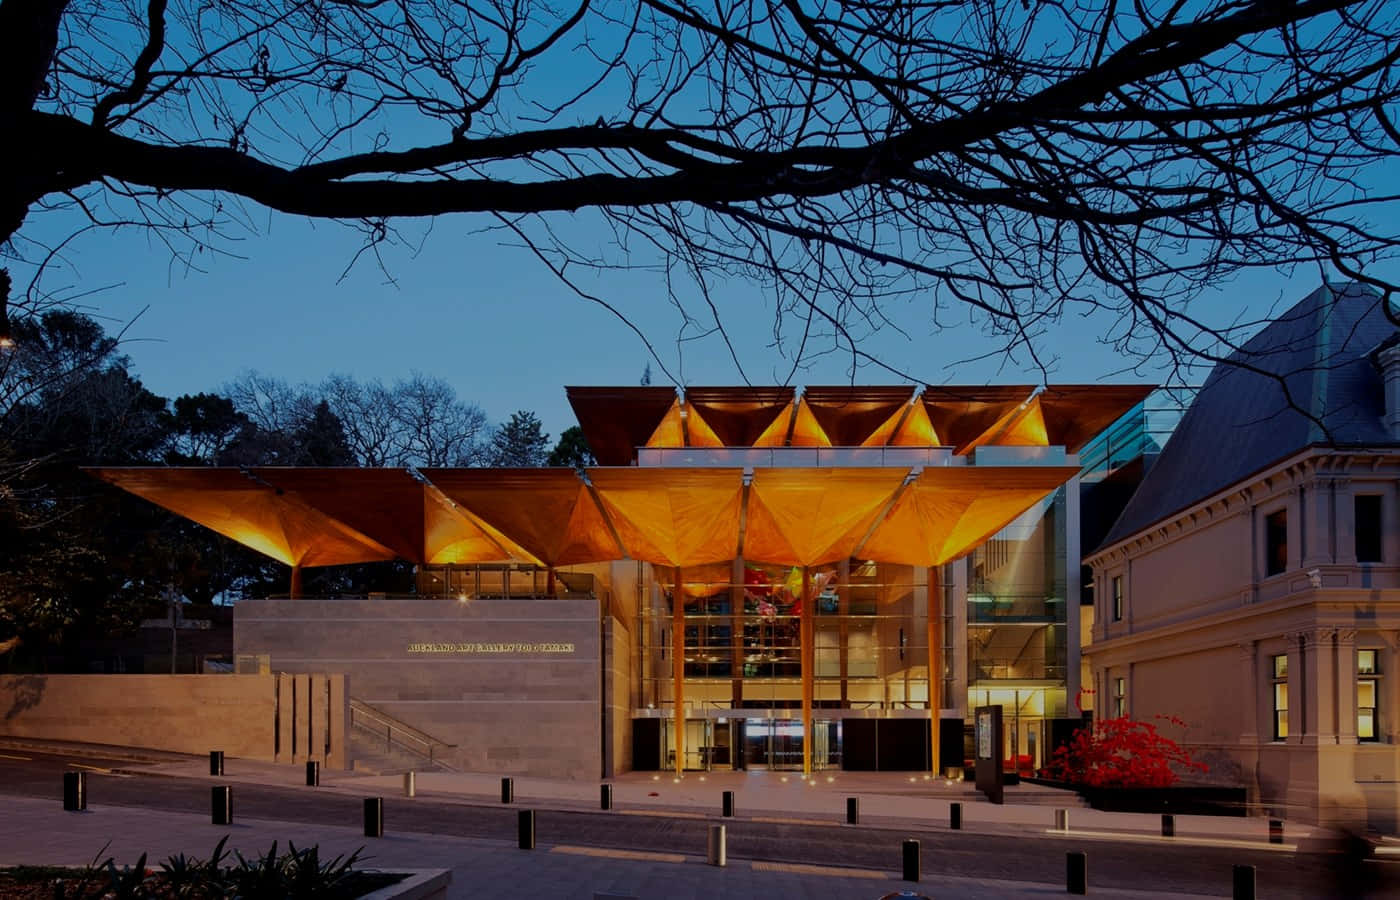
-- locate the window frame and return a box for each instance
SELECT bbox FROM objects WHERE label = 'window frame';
[1271,653,1289,741]
[1111,575,1123,622]
[1358,649,1380,743]
[1355,495,1384,564]
[1265,508,1288,577]
[1112,676,1126,718]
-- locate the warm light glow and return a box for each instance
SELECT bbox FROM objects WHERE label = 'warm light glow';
[0,336,14,350]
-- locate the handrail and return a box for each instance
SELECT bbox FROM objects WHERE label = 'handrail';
[349,699,458,770]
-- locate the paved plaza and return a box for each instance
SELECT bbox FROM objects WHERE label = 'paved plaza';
[0,738,1378,898]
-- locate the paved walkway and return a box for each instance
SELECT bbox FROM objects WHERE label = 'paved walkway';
[101,751,1319,851]
[0,795,1215,899]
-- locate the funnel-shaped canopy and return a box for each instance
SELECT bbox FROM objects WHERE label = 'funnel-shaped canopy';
[859,466,1080,565]
[424,468,622,566]
[588,468,745,568]
[744,468,906,566]
[90,468,398,567]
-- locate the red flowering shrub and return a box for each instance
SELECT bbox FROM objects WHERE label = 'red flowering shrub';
[1043,715,1208,788]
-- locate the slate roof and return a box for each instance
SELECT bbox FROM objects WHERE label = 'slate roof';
[1097,282,1397,550]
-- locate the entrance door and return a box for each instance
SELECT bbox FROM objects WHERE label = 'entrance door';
[742,718,804,770]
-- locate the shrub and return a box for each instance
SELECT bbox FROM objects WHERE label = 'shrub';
[1044,715,1208,788]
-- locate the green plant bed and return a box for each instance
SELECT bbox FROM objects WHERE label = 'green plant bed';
[0,838,407,899]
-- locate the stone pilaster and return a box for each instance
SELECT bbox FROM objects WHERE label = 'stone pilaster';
[1239,641,1260,745]
[1301,627,1339,746]
[1336,629,1358,745]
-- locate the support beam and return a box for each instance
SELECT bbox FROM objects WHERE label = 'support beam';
[801,566,813,778]
[673,565,685,777]
[289,564,303,599]
[928,566,942,775]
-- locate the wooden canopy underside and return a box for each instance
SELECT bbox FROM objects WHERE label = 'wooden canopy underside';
[90,463,1079,571]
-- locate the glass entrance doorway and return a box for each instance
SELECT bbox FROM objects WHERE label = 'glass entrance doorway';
[742,718,804,770]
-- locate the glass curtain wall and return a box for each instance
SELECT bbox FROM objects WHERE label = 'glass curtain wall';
[964,487,1069,771]
[638,560,933,770]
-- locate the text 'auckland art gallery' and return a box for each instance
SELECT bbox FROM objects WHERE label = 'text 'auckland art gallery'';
[93,384,1149,780]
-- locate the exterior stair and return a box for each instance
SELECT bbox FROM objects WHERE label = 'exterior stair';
[349,698,458,775]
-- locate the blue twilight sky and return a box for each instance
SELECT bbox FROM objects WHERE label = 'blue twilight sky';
[16,5,1400,442]
[29,205,1399,444]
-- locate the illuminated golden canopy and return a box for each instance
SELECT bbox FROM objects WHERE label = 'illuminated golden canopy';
[91,383,1145,577]
[424,468,622,566]
[91,461,1082,575]
[587,468,745,568]
[571,383,1150,462]
[859,466,1080,566]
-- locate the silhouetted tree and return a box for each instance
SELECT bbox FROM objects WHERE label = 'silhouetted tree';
[293,399,354,467]
[3,1,1398,377]
[490,411,550,467]
[547,425,595,468]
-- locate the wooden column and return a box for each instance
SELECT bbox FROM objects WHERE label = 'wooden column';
[289,564,303,599]
[731,557,744,710]
[672,565,685,776]
[927,566,942,775]
[838,559,850,706]
[801,566,813,777]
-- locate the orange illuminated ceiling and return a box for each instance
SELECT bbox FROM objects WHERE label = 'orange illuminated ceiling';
[858,466,1080,566]
[802,386,918,448]
[570,384,1150,460]
[565,387,679,465]
[91,461,1085,575]
[683,387,793,447]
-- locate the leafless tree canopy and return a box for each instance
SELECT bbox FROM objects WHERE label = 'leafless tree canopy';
[3,0,1399,378]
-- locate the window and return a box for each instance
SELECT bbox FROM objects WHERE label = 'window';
[1272,654,1289,740]
[1356,495,1383,563]
[1111,576,1123,622]
[1266,510,1288,576]
[1113,676,1126,717]
[1359,650,1379,742]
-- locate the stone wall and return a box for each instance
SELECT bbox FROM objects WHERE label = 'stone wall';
[604,616,632,777]
[0,674,281,760]
[235,596,603,780]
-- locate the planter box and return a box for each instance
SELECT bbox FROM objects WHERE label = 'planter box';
[361,869,452,900]
[1026,778,1246,817]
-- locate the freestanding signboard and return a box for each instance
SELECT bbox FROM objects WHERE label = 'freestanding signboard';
[974,705,1004,804]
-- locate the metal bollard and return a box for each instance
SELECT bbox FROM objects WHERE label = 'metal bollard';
[62,771,86,811]
[501,777,514,804]
[846,797,859,824]
[518,809,535,849]
[1067,851,1087,895]
[1161,813,1175,837]
[902,839,920,882]
[707,823,727,867]
[600,783,613,810]
[364,797,383,837]
[306,760,320,787]
[950,801,962,830]
[1268,819,1283,844]
[1054,808,1070,832]
[209,750,224,776]
[1232,864,1256,900]
[211,786,232,825]
[404,771,416,797]
[721,790,735,818]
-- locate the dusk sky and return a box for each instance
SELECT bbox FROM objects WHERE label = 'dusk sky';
[26,198,1396,444]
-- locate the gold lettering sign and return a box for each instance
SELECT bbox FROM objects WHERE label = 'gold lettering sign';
[406,642,576,654]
